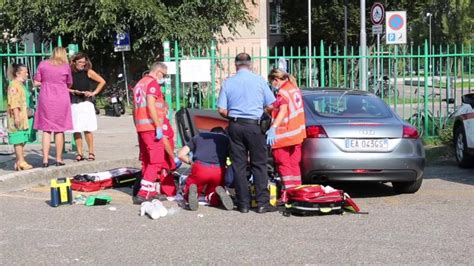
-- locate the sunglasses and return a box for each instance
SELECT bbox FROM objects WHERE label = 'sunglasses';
[158,70,169,78]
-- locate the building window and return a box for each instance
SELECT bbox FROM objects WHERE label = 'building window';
[269,0,282,35]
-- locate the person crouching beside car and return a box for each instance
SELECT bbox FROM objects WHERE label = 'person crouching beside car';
[177,127,234,211]
[158,103,181,198]
[266,68,306,203]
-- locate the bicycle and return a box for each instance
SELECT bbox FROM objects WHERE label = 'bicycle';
[368,75,400,98]
[0,112,15,155]
[408,94,456,137]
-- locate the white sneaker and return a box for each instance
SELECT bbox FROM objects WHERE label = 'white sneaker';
[140,201,160,220]
[152,199,168,217]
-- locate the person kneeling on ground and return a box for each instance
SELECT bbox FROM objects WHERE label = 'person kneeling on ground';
[177,127,234,211]
[158,104,180,198]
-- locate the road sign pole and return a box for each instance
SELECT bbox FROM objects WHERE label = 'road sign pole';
[377,33,380,90]
[121,51,130,106]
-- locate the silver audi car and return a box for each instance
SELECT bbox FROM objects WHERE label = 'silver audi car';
[175,89,425,194]
[300,89,425,194]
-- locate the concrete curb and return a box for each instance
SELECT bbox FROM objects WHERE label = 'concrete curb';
[0,158,141,192]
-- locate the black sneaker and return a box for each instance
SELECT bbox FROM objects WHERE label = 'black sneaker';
[256,205,279,214]
[133,194,164,205]
[188,184,198,211]
[215,186,234,211]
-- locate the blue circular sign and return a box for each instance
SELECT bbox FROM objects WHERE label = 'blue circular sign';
[388,14,404,30]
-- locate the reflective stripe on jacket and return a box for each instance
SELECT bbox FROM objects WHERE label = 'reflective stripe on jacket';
[133,76,165,132]
[271,81,306,149]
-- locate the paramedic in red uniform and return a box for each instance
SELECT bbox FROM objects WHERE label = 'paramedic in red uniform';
[132,62,168,204]
[159,103,178,197]
[266,68,306,202]
[177,127,234,211]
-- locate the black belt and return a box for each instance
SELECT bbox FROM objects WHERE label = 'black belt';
[229,117,261,125]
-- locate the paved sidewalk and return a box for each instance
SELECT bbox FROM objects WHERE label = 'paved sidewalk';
[0,115,142,191]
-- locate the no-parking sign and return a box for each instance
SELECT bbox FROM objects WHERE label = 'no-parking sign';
[386,11,407,44]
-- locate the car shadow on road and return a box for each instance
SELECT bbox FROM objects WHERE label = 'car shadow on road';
[424,145,473,186]
[325,181,397,198]
[423,162,474,186]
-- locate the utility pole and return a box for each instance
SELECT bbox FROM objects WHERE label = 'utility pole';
[308,0,312,87]
[344,0,348,49]
[360,0,367,90]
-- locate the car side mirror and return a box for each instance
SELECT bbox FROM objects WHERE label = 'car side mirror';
[462,93,474,108]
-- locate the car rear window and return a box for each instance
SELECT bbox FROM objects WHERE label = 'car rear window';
[304,93,392,118]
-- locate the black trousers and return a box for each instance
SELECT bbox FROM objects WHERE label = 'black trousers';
[228,121,269,208]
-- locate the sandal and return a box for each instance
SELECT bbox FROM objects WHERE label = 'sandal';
[15,161,33,171]
[87,153,95,161]
[75,154,85,161]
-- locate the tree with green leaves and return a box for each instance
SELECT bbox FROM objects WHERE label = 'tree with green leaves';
[278,0,473,48]
[0,0,255,77]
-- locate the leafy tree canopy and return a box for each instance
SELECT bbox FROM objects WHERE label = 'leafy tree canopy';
[280,0,473,48]
[0,0,255,76]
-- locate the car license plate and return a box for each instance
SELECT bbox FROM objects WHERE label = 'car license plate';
[344,139,389,151]
[111,97,118,103]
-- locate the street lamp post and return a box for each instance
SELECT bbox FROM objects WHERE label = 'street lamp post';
[360,0,367,90]
[426,12,432,75]
[344,0,348,87]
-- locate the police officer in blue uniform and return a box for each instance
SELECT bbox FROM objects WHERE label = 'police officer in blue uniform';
[217,53,277,214]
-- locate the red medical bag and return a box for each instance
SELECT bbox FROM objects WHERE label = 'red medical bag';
[283,185,360,216]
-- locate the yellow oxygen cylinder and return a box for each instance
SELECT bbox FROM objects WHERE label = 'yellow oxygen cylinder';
[269,181,277,206]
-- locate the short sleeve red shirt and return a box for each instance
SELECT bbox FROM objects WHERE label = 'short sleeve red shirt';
[273,93,289,109]
[145,76,163,99]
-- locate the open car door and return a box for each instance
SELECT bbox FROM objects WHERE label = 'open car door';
[175,108,277,177]
[175,108,229,143]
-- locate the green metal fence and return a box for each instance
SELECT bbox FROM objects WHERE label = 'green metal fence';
[0,37,77,146]
[164,39,474,137]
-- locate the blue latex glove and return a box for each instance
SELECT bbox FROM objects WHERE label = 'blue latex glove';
[174,156,182,169]
[266,127,277,146]
[155,127,163,140]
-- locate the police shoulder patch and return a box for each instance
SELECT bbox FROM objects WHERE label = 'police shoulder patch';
[8,87,18,94]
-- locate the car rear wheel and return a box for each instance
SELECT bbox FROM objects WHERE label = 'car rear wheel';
[454,126,474,168]
[392,178,423,194]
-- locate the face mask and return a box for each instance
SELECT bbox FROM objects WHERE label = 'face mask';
[158,79,166,85]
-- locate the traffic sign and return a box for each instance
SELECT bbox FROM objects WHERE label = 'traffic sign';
[372,25,383,35]
[386,11,407,44]
[370,2,385,25]
[114,32,131,52]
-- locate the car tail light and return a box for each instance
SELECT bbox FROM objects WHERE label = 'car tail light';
[306,125,327,138]
[403,125,419,139]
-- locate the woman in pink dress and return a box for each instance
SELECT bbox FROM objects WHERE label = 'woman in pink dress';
[33,47,73,167]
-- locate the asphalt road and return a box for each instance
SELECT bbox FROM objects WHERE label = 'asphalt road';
[1,164,473,264]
